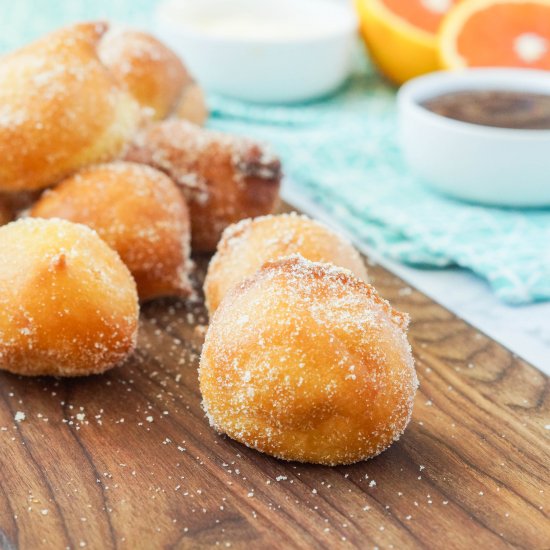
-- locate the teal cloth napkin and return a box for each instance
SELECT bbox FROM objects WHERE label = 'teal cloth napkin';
[207,64,550,305]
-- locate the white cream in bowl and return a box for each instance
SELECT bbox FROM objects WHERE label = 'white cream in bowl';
[155,0,357,103]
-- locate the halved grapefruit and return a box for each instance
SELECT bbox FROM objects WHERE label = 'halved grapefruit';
[355,0,460,84]
[440,0,550,69]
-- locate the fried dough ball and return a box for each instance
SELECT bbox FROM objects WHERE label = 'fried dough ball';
[205,213,368,314]
[0,22,142,192]
[125,120,282,252]
[0,218,139,377]
[98,28,207,123]
[200,256,417,465]
[31,162,192,302]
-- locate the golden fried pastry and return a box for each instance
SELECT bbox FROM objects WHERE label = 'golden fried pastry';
[98,28,207,123]
[0,218,139,376]
[200,256,417,465]
[0,22,142,193]
[31,162,192,302]
[204,213,368,314]
[125,120,282,252]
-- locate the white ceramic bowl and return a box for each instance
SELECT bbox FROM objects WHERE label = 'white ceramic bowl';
[154,0,357,103]
[398,69,550,207]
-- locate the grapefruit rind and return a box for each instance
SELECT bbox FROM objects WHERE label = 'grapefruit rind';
[355,0,441,84]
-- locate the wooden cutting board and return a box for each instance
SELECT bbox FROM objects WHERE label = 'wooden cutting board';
[0,207,549,550]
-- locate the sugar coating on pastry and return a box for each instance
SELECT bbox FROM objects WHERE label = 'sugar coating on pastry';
[124,120,281,252]
[199,255,418,465]
[0,218,139,377]
[0,22,142,192]
[31,162,192,302]
[98,28,192,121]
[205,212,369,314]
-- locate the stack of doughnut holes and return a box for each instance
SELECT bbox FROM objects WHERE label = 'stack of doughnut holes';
[0,22,281,377]
[201,213,417,465]
[0,22,418,466]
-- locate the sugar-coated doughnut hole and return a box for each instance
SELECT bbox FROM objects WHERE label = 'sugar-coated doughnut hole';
[124,120,281,252]
[204,213,369,314]
[0,218,139,377]
[98,28,192,121]
[0,22,142,193]
[31,162,192,302]
[200,255,418,465]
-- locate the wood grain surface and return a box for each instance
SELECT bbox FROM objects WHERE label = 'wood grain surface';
[0,209,549,550]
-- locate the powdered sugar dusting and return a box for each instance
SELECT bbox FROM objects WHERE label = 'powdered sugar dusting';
[98,26,192,120]
[0,218,139,376]
[124,119,281,251]
[31,161,192,301]
[205,212,368,313]
[0,22,142,193]
[200,255,417,465]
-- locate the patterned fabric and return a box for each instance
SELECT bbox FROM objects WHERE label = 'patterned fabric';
[2,3,549,304]
[207,64,550,305]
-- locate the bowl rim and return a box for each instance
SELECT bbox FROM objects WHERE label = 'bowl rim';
[155,0,358,45]
[398,68,550,140]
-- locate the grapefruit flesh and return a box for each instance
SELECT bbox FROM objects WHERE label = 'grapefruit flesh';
[441,0,550,69]
[382,0,457,33]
